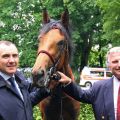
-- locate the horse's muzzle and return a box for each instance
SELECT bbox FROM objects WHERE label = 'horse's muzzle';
[32,68,61,88]
[32,70,46,87]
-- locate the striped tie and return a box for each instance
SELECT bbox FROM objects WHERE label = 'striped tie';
[8,77,23,100]
[8,77,16,88]
[117,85,120,120]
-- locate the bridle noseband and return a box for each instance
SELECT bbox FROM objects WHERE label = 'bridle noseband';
[37,39,67,70]
[38,50,55,65]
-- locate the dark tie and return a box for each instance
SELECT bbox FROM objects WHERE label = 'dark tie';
[117,85,120,120]
[8,77,20,96]
[8,77,16,88]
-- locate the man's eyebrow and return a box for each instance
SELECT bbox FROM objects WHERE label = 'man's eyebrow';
[112,60,119,62]
[2,54,10,57]
[2,53,18,56]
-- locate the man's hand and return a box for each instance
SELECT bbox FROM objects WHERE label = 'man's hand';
[58,71,72,85]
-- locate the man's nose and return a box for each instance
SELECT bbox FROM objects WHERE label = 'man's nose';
[9,56,15,62]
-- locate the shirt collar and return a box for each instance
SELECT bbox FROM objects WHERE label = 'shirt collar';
[113,75,120,82]
[0,71,14,81]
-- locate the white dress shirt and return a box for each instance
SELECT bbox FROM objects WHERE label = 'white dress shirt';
[0,71,24,100]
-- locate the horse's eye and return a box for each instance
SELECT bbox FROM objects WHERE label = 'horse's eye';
[57,40,65,48]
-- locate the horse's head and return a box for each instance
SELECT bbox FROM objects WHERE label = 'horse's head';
[32,9,73,87]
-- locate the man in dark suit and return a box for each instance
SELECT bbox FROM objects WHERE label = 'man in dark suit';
[58,47,120,120]
[0,40,50,120]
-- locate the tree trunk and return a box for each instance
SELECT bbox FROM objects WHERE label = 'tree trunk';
[80,32,93,72]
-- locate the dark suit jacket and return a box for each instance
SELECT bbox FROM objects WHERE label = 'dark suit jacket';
[63,77,115,120]
[0,71,49,120]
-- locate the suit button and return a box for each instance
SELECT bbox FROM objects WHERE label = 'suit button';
[101,116,105,119]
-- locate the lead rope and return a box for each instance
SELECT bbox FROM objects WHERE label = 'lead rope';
[58,84,64,120]
[59,98,64,120]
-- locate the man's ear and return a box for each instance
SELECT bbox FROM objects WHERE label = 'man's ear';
[106,61,109,68]
[106,61,111,71]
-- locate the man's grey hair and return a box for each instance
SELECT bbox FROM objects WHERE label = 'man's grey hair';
[0,40,16,46]
[106,47,120,66]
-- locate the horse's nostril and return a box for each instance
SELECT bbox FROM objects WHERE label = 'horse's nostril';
[32,69,45,87]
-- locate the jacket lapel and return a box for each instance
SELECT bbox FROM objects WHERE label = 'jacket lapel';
[0,75,23,100]
[104,77,115,120]
[0,75,7,87]
[18,82,27,100]
[8,84,22,99]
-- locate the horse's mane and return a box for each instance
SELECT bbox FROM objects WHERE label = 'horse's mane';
[38,19,73,63]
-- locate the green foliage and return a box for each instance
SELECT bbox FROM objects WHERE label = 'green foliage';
[0,0,41,67]
[33,106,42,120]
[97,0,120,43]
[79,103,95,120]
[66,0,105,69]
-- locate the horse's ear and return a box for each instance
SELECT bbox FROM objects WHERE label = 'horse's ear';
[43,8,50,24]
[61,8,69,28]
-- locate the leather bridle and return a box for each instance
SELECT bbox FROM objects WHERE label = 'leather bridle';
[37,40,67,69]
[35,23,69,88]
[38,50,55,64]
[36,40,67,88]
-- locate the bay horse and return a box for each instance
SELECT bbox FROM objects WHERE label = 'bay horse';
[32,9,80,120]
